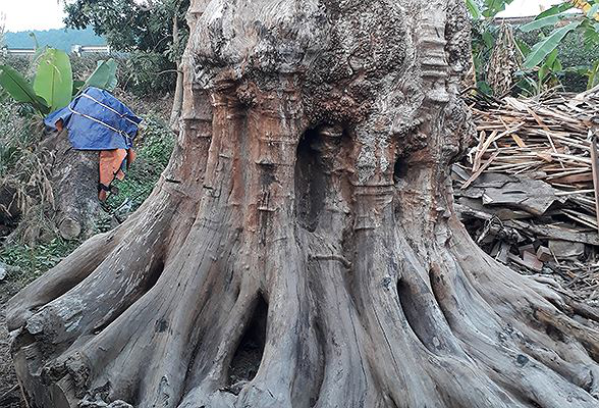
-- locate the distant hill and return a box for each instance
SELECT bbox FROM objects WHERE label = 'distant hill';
[4,27,106,52]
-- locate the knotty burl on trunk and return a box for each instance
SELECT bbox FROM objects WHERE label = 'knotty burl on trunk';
[6,0,598,407]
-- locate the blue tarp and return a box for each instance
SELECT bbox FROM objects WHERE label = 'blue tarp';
[44,87,141,150]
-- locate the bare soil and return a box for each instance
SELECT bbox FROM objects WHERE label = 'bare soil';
[0,272,28,408]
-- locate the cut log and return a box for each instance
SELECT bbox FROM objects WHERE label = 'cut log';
[4,128,102,242]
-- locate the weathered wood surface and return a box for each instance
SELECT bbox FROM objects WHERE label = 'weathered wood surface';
[46,130,102,240]
[6,0,598,407]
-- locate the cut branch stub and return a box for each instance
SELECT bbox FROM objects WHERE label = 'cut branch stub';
[7,0,598,407]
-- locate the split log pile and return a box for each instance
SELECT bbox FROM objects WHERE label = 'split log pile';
[456,87,599,305]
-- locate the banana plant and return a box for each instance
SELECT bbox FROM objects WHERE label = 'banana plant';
[75,59,118,96]
[34,48,73,112]
[519,0,599,89]
[465,0,516,94]
[0,48,118,115]
[522,21,581,69]
[0,64,50,114]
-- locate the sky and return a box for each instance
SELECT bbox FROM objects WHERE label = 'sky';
[0,0,67,32]
[0,0,572,33]
[496,0,567,18]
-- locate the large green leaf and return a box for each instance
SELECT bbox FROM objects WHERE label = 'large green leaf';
[536,2,572,19]
[538,48,560,82]
[515,38,531,56]
[0,65,49,114]
[588,3,599,19]
[34,48,73,112]
[82,58,119,92]
[482,0,514,18]
[72,80,86,96]
[523,22,580,69]
[520,12,571,32]
[105,59,118,91]
[466,0,482,20]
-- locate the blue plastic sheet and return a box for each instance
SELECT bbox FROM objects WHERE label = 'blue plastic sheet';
[44,87,141,150]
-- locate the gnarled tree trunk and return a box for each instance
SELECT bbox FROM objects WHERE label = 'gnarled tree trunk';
[6,0,598,407]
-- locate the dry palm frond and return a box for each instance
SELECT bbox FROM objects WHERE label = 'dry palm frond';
[486,23,523,97]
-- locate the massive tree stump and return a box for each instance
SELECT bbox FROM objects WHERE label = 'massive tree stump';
[6,0,598,407]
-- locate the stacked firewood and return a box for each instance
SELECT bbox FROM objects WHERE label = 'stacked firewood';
[456,87,599,304]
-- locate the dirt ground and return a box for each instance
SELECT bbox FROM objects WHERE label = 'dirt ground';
[0,272,28,408]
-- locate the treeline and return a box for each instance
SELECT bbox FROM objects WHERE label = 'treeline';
[4,27,105,52]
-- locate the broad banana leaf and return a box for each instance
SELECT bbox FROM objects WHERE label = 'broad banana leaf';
[72,80,86,96]
[466,0,481,20]
[105,59,118,91]
[34,48,73,112]
[520,12,572,32]
[82,58,118,92]
[0,65,49,114]
[536,2,573,20]
[523,22,580,69]
[482,0,514,18]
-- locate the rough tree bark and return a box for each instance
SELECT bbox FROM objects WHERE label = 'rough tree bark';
[169,0,185,133]
[6,0,599,407]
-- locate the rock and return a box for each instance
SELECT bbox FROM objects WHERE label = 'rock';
[59,217,82,240]
[549,240,585,258]
[79,398,134,408]
[521,251,543,272]
[0,262,20,281]
[536,246,553,262]
[108,402,134,408]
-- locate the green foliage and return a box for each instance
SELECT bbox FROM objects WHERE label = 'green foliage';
[588,60,599,87]
[0,99,24,177]
[33,49,73,111]
[62,0,189,93]
[519,12,573,32]
[0,238,80,277]
[468,0,599,95]
[540,2,574,19]
[101,114,175,224]
[469,0,516,94]
[523,21,581,69]
[123,51,177,95]
[4,27,105,53]
[0,65,49,114]
[513,48,566,95]
[0,48,118,114]
[138,115,176,168]
[0,56,32,79]
[79,59,118,94]
[519,0,598,90]
[63,0,188,60]
[481,0,514,18]
[466,0,482,20]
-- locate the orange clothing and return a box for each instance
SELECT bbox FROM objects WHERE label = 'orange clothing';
[98,149,136,201]
[54,120,135,201]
